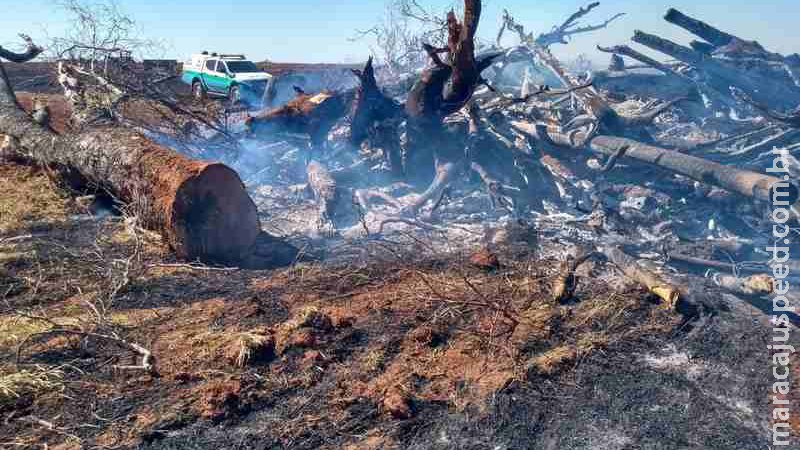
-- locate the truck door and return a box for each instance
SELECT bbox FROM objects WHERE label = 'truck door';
[216,61,232,93]
[201,59,225,93]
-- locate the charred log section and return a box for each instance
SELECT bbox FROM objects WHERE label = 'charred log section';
[349,57,404,175]
[247,90,351,147]
[663,8,735,49]
[349,57,402,145]
[512,121,795,207]
[306,160,358,234]
[0,37,279,265]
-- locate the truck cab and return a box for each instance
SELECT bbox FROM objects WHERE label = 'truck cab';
[182,52,274,108]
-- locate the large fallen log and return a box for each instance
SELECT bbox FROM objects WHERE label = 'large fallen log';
[663,8,784,63]
[586,135,789,203]
[511,121,798,207]
[0,38,272,265]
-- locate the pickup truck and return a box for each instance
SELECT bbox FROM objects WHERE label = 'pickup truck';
[181,53,274,107]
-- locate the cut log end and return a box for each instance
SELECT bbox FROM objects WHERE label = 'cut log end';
[169,164,260,264]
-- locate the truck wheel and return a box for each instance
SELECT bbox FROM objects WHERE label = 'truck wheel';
[228,85,241,106]
[192,80,206,101]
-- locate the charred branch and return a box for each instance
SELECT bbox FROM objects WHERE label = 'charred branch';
[632,30,800,109]
[552,251,599,303]
[17,329,154,373]
[537,3,625,48]
[498,4,624,48]
[601,246,680,306]
[403,159,464,216]
[531,45,681,134]
[596,44,680,76]
[0,34,43,64]
[663,8,736,49]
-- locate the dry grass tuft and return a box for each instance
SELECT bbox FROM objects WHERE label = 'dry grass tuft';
[363,349,386,372]
[229,331,275,368]
[0,316,53,349]
[0,366,64,407]
[0,165,69,235]
[527,345,578,375]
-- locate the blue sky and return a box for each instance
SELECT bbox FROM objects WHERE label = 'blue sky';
[0,0,798,64]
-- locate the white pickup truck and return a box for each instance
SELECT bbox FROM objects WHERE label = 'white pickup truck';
[181,52,274,107]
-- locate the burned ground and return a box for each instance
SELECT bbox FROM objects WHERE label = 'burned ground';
[0,162,794,449]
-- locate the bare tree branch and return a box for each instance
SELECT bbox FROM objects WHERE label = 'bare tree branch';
[0,34,44,63]
[498,3,625,49]
[537,3,625,47]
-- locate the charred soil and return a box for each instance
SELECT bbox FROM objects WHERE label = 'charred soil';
[0,162,792,449]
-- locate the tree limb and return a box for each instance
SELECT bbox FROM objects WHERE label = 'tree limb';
[537,3,625,47]
[17,329,154,373]
[0,34,43,63]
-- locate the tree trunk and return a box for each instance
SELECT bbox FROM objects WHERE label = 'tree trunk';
[2,122,263,264]
[512,121,796,206]
[586,135,786,204]
[443,0,481,110]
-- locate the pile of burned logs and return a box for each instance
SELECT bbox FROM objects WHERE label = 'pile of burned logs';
[246,2,799,236]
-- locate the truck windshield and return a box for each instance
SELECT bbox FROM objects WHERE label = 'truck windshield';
[225,61,259,73]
